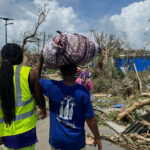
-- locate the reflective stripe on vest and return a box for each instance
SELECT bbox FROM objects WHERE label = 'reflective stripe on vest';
[15,66,33,107]
[0,107,35,124]
[0,65,34,124]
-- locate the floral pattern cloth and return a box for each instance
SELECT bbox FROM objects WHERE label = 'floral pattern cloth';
[75,69,93,91]
[43,31,97,68]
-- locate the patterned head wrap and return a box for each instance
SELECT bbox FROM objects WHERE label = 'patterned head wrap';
[79,69,89,85]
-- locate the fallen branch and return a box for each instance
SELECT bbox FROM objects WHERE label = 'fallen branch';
[141,93,150,97]
[100,134,142,150]
[140,120,150,130]
[128,133,150,143]
[133,63,143,93]
[94,93,107,97]
[117,99,150,121]
[94,107,109,117]
[87,133,120,146]
[87,131,150,149]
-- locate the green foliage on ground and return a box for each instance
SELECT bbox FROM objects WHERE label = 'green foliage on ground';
[91,58,125,93]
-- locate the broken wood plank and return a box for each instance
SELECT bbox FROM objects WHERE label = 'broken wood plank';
[94,94,107,97]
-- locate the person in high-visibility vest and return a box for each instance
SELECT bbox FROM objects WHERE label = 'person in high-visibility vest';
[0,43,47,150]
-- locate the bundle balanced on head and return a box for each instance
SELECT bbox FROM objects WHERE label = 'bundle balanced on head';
[36,31,103,150]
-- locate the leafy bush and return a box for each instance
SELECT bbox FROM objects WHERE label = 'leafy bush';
[92,58,125,93]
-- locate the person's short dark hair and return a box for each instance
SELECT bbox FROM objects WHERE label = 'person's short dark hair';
[60,64,77,76]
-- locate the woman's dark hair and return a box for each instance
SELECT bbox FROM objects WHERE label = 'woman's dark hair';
[60,64,77,76]
[0,43,23,126]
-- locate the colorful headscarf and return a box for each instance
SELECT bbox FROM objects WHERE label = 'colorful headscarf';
[79,69,90,85]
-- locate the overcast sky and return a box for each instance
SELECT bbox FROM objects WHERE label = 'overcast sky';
[0,0,150,50]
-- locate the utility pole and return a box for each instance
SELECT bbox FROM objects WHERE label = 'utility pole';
[0,17,14,44]
[42,32,52,49]
[43,32,46,49]
[36,38,40,55]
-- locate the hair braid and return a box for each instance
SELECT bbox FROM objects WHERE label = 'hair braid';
[0,43,23,126]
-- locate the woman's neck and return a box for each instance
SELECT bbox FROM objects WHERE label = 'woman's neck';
[62,76,75,86]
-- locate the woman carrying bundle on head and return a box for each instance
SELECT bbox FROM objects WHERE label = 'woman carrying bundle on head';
[0,43,46,150]
[36,31,102,150]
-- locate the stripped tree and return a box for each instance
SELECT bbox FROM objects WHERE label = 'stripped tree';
[22,4,50,50]
[91,30,122,70]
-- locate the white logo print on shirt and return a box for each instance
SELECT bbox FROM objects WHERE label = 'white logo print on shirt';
[59,96,75,120]
[57,96,76,129]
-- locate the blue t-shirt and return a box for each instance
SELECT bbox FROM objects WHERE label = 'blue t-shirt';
[40,79,95,150]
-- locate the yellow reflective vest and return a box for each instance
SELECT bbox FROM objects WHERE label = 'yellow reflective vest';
[0,65,37,137]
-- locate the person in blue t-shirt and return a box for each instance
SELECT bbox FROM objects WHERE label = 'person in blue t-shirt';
[36,54,102,150]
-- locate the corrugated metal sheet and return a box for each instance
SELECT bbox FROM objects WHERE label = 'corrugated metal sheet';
[115,57,150,72]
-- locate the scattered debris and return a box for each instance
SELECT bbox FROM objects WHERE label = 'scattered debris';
[107,94,112,97]
[106,108,122,112]
[123,112,150,134]
[120,67,127,75]
[105,121,126,134]
[97,99,107,103]
[94,103,150,149]
[113,104,123,108]
[94,106,109,117]
[94,94,108,97]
